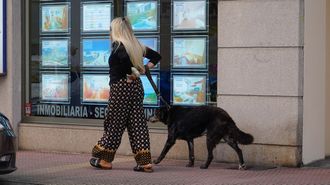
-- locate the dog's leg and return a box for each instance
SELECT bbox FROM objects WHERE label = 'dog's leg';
[200,138,216,169]
[186,140,194,167]
[153,138,176,164]
[226,140,246,170]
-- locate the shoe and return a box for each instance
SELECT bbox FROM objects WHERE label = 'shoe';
[133,164,153,173]
[90,158,112,170]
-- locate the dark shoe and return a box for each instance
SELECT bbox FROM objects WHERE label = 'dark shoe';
[133,164,153,173]
[90,158,112,170]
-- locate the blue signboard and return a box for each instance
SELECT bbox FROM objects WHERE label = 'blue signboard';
[0,0,6,76]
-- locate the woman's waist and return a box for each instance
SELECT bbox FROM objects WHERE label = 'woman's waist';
[110,76,142,86]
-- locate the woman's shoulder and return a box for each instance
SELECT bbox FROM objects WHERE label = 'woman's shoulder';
[112,41,126,53]
[112,41,124,49]
[111,41,128,59]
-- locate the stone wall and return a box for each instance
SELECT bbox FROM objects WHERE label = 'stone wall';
[217,0,303,166]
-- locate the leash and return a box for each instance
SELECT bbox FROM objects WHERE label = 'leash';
[144,65,171,109]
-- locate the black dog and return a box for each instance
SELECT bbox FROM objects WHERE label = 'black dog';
[149,106,254,170]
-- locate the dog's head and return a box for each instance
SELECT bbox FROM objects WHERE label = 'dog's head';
[148,107,170,125]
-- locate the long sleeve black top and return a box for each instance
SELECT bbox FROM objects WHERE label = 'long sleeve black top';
[109,42,161,85]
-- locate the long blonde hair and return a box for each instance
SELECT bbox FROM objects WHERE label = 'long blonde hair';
[110,17,146,73]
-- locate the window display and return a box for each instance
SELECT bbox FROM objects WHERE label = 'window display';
[41,73,70,102]
[172,74,207,105]
[82,2,112,32]
[172,0,207,31]
[41,38,69,68]
[82,74,110,104]
[27,0,217,120]
[140,74,159,106]
[41,3,70,33]
[172,36,207,70]
[125,0,158,32]
[82,38,111,68]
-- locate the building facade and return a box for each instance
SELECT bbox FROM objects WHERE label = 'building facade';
[0,0,329,167]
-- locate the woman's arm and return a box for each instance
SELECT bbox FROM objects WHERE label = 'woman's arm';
[144,47,161,70]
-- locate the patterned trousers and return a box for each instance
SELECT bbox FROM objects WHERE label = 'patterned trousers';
[92,78,152,166]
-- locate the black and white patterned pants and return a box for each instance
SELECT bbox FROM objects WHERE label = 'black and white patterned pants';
[92,78,152,165]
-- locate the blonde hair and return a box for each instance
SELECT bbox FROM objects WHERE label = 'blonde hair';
[110,17,146,73]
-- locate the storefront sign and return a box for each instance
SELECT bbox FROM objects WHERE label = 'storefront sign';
[0,0,6,76]
[33,104,155,119]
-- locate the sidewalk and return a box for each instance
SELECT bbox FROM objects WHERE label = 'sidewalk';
[1,151,330,185]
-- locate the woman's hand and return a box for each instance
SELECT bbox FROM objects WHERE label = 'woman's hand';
[127,74,138,83]
[146,62,155,69]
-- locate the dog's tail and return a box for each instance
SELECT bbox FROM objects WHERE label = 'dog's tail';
[237,129,254,145]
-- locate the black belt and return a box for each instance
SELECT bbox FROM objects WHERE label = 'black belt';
[144,65,171,109]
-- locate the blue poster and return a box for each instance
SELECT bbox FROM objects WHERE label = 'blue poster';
[141,74,158,105]
[82,38,111,67]
[41,39,69,67]
[126,1,158,31]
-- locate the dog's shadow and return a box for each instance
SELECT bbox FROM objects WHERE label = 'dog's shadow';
[155,159,277,171]
[224,165,277,171]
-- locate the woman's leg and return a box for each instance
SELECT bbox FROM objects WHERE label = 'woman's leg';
[126,79,152,167]
[91,80,130,164]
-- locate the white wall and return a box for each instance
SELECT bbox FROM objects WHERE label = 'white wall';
[0,0,22,136]
[303,0,326,164]
[218,0,303,166]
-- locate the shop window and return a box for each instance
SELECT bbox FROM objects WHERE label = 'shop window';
[25,0,217,121]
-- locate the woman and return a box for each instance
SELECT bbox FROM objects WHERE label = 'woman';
[89,17,161,172]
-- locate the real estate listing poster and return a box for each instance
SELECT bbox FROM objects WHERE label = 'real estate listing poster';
[173,0,206,31]
[41,39,69,68]
[126,1,158,31]
[82,38,111,68]
[82,2,112,32]
[140,74,158,106]
[172,74,207,105]
[82,74,110,103]
[41,73,69,102]
[172,37,207,69]
[41,4,69,33]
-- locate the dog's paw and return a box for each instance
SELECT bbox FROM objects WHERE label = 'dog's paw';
[153,159,160,164]
[200,164,208,169]
[186,163,194,167]
[238,164,247,170]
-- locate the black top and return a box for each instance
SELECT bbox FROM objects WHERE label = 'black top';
[109,42,161,85]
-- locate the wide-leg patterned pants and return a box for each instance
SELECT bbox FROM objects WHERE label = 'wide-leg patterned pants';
[92,78,152,166]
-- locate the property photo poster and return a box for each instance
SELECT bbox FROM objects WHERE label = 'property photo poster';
[41,4,69,32]
[41,39,69,67]
[82,3,112,32]
[82,38,111,67]
[172,37,207,69]
[126,1,158,31]
[41,73,69,102]
[82,74,110,103]
[173,0,206,31]
[140,74,158,105]
[172,74,207,105]
[137,37,158,66]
